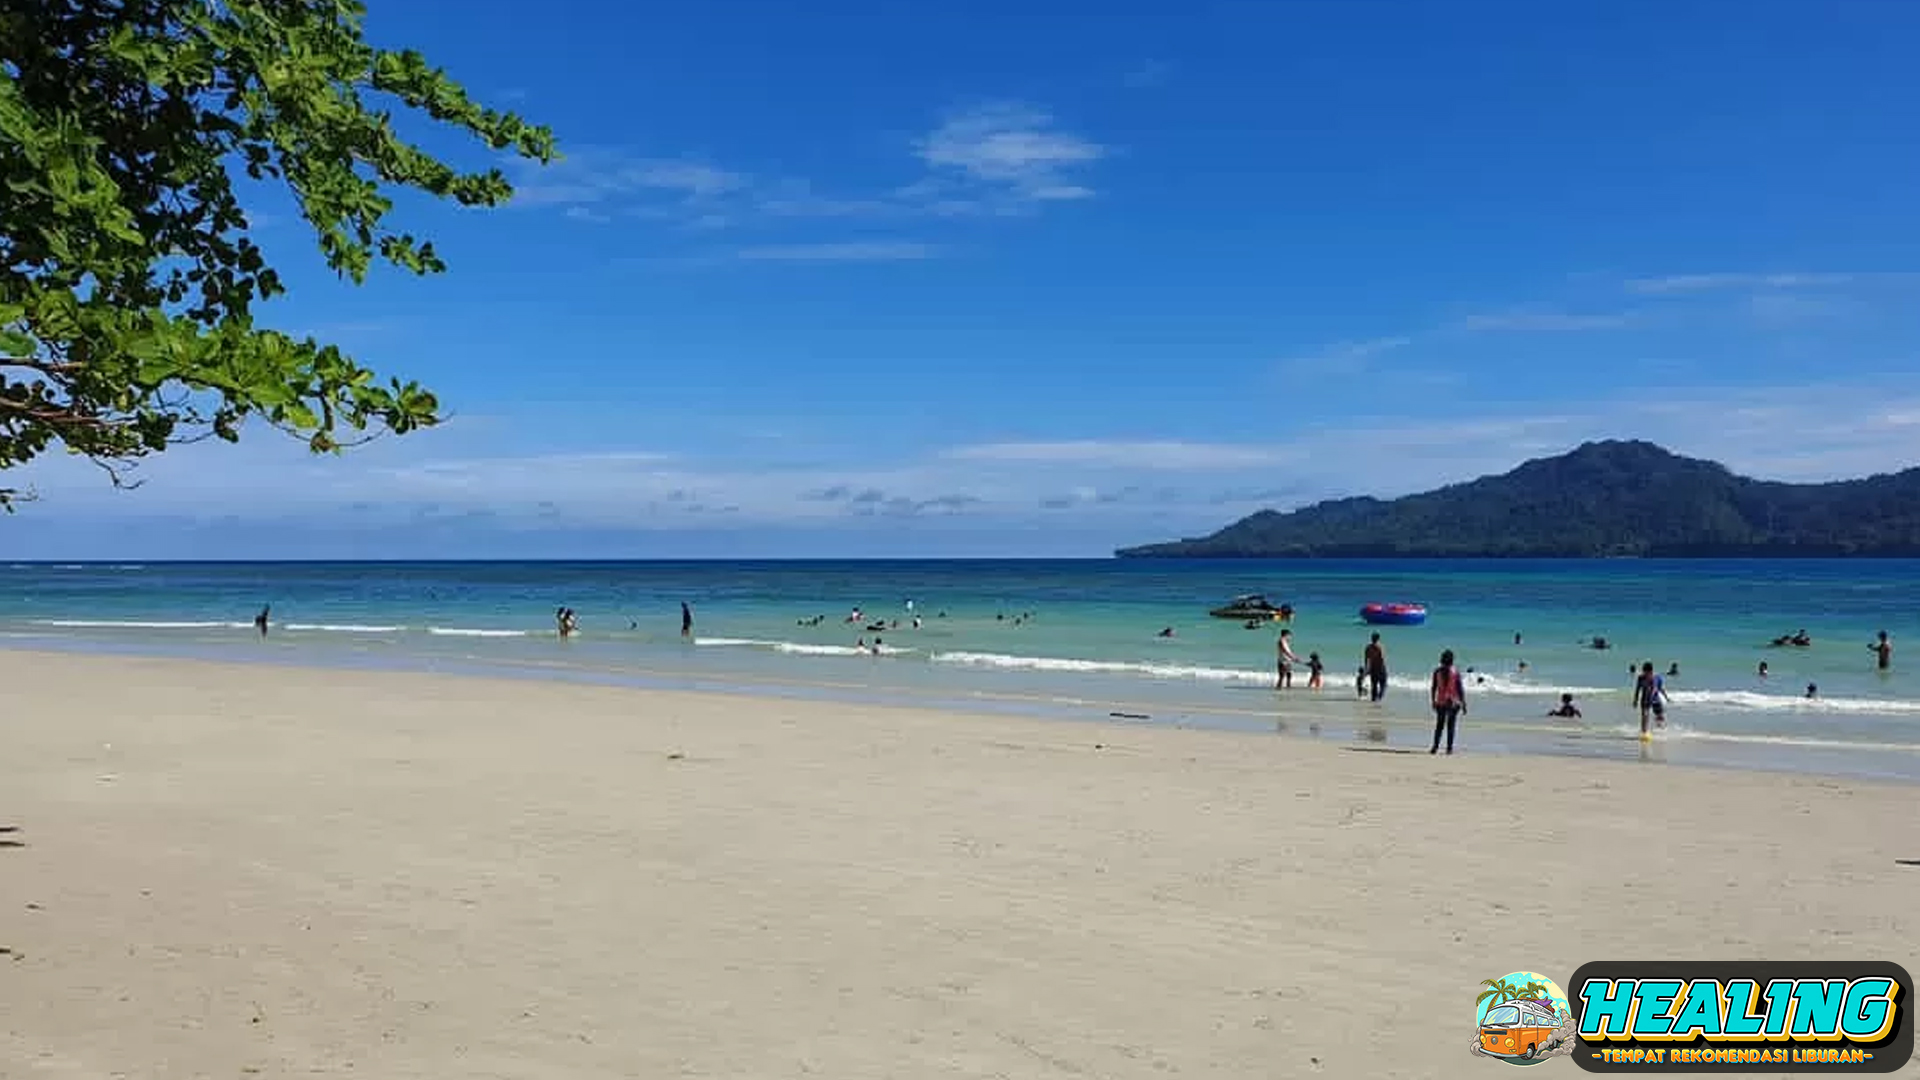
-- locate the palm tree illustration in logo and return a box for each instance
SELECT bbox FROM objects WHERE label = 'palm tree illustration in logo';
[1477,977,1552,1012]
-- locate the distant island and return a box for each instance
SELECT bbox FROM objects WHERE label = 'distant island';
[1116,440,1920,558]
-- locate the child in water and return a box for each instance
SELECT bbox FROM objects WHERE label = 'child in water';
[1548,693,1582,718]
[1307,652,1324,690]
[1355,665,1368,698]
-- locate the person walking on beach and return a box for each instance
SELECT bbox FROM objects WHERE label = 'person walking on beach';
[1275,629,1302,689]
[254,604,270,637]
[681,601,693,639]
[1633,661,1667,738]
[1363,633,1388,702]
[1429,649,1466,755]
[1871,630,1893,671]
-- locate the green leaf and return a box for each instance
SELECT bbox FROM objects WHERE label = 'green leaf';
[0,0,555,491]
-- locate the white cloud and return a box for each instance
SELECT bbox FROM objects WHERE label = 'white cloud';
[1275,335,1412,376]
[11,382,1920,556]
[732,241,939,263]
[507,102,1105,233]
[1624,272,1859,295]
[509,152,745,211]
[941,440,1293,470]
[1455,311,1639,332]
[914,103,1106,206]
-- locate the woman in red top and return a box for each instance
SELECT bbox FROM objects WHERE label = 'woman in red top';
[1429,649,1466,755]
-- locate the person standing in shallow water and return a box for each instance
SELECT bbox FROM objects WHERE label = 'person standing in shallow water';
[1275,629,1302,689]
[1871,630,1893,671]
[1429,649,1466,755]
[1363,633,1388,702]
[1633,661,1667,737]
[254,604,270,637]
[681,601,693,639]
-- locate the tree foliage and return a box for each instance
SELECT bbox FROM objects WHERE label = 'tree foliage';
[0,0,555,505]
[1477,978,1552,1012]
[1118,440,1920,558]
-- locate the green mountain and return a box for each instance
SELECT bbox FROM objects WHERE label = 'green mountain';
[1115,440,1920,558]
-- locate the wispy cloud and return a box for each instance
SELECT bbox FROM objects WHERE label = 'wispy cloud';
[1455,310,1640,332]
[16,382,1920,557]
[732,241,940,263]
[508,102,1105,231]
[509,151,745,212]
[912,103,1106,206]
[1624,272,1858,295]
[942,440,1292,470]
[1275,335,1412,376]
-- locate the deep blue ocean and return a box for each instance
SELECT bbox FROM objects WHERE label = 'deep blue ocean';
[5,558,1918,781]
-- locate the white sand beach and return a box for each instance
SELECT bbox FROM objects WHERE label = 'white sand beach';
[2,649,1916,1078]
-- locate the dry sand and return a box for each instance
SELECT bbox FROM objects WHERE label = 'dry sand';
[2,649,1916,1078]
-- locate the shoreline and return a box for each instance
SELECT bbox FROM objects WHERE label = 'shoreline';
[5,637,1920,786]
[4,649,1918,1078]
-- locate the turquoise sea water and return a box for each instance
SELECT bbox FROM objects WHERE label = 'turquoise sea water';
[4,559,1919,782]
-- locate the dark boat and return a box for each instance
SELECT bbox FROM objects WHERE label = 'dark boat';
[1209,594,1290,620]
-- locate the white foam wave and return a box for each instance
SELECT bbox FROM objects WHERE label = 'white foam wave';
[1620,724,1920,754]
[933,650,1267,682]
[1393,671,1617,697]
[1665,689,1920,715]
[699,636,912,656]
[426,626,530,638]
[32,619,252,630]
[929,651,1623,694]
[779,642,915,656]
[283,623,404,634]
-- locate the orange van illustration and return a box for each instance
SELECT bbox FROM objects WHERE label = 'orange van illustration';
[1479,997,1564,1061]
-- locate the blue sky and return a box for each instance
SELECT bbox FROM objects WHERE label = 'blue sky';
[7,0,1920,558]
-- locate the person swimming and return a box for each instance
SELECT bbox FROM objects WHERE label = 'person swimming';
[1757,660,1770,678]
[1589,636,1611,651]
[1548,693,1581,718]
[1157,626,1175,638]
